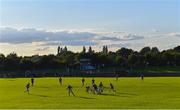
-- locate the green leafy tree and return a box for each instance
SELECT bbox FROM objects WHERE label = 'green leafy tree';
[140,47,151,55]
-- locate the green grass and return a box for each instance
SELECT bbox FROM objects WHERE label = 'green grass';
[0,77,180,109]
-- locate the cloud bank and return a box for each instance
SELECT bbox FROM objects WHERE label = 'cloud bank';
[0,27,144,47]
[1,27,179,55]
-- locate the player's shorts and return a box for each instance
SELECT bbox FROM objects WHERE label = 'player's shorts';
[27,88,29,91]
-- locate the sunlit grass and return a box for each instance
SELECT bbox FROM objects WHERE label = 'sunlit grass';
[0,77,180,109]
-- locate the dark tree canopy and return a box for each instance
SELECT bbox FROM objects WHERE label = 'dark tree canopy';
[0,46,180,72]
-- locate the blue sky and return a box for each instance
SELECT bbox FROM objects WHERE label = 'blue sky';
[0,0,180,56]
[1,0,179,32]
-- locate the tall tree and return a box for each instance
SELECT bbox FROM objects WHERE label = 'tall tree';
[102,46,105,53]
[5,52,20,70]
[0,54,5,70]
[57,46,60,54]
[105,46,108,54]
[151,47,159,54]
[128,54,138,67]
[82,46,86,53]
[102,45,108,54]
[88,46,93,54]
[174,46,180,52]
[64,46,67,52]
[140,47,151,55]
[116,47,133,58]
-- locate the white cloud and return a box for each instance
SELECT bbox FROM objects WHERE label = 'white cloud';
[94,32,144,41]
[0,27,96,44]
[169,32,180,37]
[108,43,131,48]
[0,27,144,46]
[39,41,97,46]
[1,27,179,56]
[35,47,50,51]
[151,29,159,33]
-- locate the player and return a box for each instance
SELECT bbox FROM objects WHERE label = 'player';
[92,83,98,94]
[25,83,30,94]
[59,77,62,85]
[140,74,144,80]
[110,83,116,92]
[86,86,91,93]
[67,85,75,96]
[98,82,104,93]
[92,78,95,85]
[82,78,85,86]
[31,78,34,86]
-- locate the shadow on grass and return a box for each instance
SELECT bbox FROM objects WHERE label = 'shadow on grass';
[75,96,96,99]
[100,92,137,98]
[29,93,50,97]
[99,93,126,97]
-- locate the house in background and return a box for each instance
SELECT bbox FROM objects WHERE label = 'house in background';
[80,59,95,71]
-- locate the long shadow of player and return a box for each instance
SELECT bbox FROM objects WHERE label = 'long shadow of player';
[100,93,137,98]
[100,93,125,97]
[76,96,96,99]
[29,93,50,97]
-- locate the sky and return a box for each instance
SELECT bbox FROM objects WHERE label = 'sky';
[0,0,180,56]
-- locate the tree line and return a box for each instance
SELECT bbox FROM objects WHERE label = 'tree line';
[0,45,180,71]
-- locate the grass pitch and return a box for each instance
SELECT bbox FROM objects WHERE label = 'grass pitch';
[0,77,180,109]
